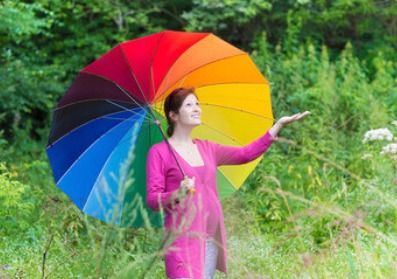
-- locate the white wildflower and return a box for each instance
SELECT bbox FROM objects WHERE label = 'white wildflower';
[362,128,393,143]
[380,143,397,155]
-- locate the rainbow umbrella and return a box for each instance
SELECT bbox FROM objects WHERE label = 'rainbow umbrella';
[46,30,273,228]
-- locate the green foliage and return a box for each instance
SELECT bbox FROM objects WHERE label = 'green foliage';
[182,0,271,44]
[0,162,33,236]
[244,37,397,251]
[1,1,61,135]
[0,1,48,43]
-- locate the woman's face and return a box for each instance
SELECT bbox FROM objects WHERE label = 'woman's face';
[170,93,201,127]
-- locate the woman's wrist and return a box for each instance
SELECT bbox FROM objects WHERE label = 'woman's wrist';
[269,121,284,138]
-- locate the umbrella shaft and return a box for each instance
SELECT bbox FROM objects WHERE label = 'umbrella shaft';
[148,105,186,178]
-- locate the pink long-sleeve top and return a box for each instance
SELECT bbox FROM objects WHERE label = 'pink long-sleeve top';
[146,131,275,279]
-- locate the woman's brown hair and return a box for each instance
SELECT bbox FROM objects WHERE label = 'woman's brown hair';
[164,87,198,137]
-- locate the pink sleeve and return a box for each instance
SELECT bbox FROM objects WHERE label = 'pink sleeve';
[146,146,178,211]
[209,131,276,166]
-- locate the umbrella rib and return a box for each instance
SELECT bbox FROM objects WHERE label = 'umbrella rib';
[51,71,154,122]
[105,100,152,121]
[216,168,237,191]
[55,95,150,120]
[156,52,267,102]
[155,81,269,104]
[82,120,143,214]
[119,41,169,150]
[56,72,147,112]
[101,116,153,126]
[54,75,153,122]
[216,165,254,195]
[51,97,153,136]
[55,96,142,112]
[113,83,152,114]
[198,121,271,164]
[153,33,210,100]
[198,121,243,146]
[198,120,270,146]
[98,117,157,125]
[149,31,166,100]
[49,110,137,147]
[56,113,143,185]
[47,107,152,148]
[196,81,269,90]
[119,43,151,106]
[199,103,274,121]
[157,52,245,101]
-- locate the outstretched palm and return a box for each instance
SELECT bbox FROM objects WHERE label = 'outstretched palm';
[278,111,311,127]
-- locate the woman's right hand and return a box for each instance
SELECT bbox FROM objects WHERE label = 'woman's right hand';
[179,175,196,198]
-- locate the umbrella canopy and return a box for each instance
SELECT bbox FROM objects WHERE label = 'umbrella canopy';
[46,30,273,228]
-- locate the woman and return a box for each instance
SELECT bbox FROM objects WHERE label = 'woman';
[146,87,310,279]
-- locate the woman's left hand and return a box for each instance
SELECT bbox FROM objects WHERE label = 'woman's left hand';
[269,111,311,139]
[277,111,311,127]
